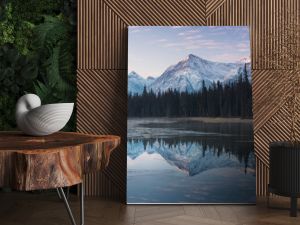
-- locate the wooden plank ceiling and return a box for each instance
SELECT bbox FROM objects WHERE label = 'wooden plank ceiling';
[77,0,300,201]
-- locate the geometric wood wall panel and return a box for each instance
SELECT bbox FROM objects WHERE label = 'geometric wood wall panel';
[77,70,127,136]
[104,0,206,26]
[206,0,226,18]
[255,102,292,166]
[252,70,293,132]
[78,0,127,69]
[77,69,127,200]
[256,158,269,196]
[207,0,300,70]
[77,0,300,200]
[252,71,298,195]
[206,0,300,196]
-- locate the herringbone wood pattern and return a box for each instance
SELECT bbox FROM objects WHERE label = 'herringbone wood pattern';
[77,0,300,200]
[0,192,300,225]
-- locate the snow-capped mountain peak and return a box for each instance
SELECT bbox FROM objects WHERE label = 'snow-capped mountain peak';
[128,71,142,78]
[128,54,251,95]
[128,71,156,94]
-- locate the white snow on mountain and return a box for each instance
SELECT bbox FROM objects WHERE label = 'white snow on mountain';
[128,71,156,94]
[237,56,251,64]
[128,54,251,95]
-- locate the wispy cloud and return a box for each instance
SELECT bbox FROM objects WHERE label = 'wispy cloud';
[128,26,250,77]
[185,34,203,40]
[129,26,151,33]
[130,29,141,33]
[211,53,249,63]
[163,38,224,51]
[235,42,250,52]
[171,26,182,29]
[151,38,168,44]
[178,29,200,36]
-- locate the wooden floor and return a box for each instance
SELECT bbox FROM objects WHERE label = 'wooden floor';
[0,192,299,225]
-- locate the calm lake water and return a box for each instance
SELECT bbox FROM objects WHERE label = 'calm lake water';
[127,118,255,203]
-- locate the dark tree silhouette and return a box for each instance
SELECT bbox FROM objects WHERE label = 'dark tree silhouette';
[128,64,252,118]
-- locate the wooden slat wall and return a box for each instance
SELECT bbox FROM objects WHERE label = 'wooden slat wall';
[77,0,300,201]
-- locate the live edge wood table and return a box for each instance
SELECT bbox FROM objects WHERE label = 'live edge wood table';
[0,131,120,225]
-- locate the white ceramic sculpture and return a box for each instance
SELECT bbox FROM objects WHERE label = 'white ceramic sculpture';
[16,94,74,136]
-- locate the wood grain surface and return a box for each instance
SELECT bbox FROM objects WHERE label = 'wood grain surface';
[77,0,300,200]
[0,192,300,225]
[0,132,120,191]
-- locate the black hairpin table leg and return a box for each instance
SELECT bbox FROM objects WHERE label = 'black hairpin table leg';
[57,183,84,225]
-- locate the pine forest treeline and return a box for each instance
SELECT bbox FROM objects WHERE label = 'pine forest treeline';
[128,64,252,119]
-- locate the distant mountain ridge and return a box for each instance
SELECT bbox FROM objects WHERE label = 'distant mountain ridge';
[128,54,251,95]
[128,71,155,94]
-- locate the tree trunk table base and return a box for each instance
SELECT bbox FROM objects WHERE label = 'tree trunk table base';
[0,131,120,225]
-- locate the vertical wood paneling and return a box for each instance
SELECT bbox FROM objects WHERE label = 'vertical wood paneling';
[78,0,300,200]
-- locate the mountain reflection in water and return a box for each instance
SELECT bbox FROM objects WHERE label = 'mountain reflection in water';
[127,135,255,177]
[127,118,255,203]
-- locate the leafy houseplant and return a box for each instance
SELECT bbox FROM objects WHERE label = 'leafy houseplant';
[32,15,76,131]
[33,15,76,104]
[0,0,77,131]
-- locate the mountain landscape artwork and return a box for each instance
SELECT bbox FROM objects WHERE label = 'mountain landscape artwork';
[127,26,255,203]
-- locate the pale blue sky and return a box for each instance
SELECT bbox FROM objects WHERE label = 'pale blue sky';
[128,26,250,78]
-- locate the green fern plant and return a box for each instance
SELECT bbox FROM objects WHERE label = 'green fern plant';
[33,15,76,102]
[0,44,37,130]
[0,1,77,132]
[33,15,76,130]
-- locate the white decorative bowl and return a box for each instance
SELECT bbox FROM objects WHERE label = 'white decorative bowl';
[16,94,74,136]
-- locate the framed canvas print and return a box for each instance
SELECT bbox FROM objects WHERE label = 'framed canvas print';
[127,26,255,204]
